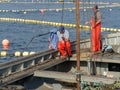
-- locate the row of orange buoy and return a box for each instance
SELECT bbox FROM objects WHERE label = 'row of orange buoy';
[0,51,36,57]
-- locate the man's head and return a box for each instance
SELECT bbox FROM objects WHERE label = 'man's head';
[59,26,65,34]
[93,5,98,13]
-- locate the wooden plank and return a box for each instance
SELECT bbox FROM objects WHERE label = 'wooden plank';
[70,52,120,64]
[34,70,76,82]
[34,70,117,84]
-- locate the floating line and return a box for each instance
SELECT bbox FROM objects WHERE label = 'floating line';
[0,4,120,13]
[0,18,120,32]
[0,51,36,57]
[2,1,112,5]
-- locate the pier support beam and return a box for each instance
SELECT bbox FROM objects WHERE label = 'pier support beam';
[34,70,76,83]
[34,70,117,84]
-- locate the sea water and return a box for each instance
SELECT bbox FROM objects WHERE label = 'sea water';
[0,1,120,62]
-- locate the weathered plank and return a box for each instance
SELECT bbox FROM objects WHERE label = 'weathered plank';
[34,70,117,84]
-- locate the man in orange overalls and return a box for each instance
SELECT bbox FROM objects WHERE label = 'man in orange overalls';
[57,26,71,58]
[86,5,102,52]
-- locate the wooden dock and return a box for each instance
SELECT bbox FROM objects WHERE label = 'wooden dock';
[0,33,120,88]
[34,70,117,84]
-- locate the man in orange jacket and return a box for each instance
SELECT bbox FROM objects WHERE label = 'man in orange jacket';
[85,5,102,52]
[57,26,71,57]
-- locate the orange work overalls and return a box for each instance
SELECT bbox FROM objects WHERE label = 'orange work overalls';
[91,17,101,52]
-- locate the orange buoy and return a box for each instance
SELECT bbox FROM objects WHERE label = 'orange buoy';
[40,9,45,14]
[2,39,10,50]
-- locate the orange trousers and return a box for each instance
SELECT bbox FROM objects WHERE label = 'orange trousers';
[91,18,101,52]
[58,41,71,56]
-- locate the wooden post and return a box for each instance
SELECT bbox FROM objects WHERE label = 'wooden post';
[76,0,81,90]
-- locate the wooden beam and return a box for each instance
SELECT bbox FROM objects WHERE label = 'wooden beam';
[34,70,117,84]
[34,70,76,83]
[70,53,120,64]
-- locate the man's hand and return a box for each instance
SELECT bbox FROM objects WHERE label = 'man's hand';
[62,37,65,41]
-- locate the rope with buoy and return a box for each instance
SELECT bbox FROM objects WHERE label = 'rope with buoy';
[0,4,120,13]
[1,39,36,57]
[0,51,36,57]
[1,1,112,5]
[1,18,120,32]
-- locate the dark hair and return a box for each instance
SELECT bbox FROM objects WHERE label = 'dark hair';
[94,5,98,10]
